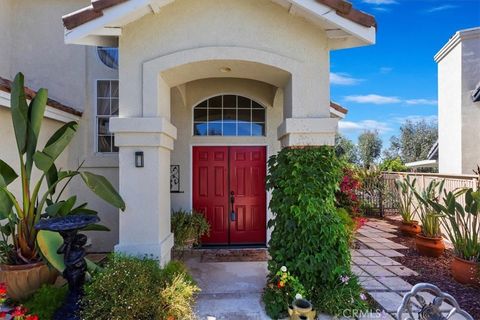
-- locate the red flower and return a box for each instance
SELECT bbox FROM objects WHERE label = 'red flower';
[0,312,7,319]
[11,306,27,317]
[277,281,285,288]
[26,315,39,320]
[0,283,7,295]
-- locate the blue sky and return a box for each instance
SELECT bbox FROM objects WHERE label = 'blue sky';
[331,0,480,148]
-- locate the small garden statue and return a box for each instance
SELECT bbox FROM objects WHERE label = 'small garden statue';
[35,215,100,320]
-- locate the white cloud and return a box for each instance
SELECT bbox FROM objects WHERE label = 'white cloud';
[426,5,458,13]
[343,95,438,106]
[372,7,391,12]
[330,72,363,86]
[405,99,437,105]
[339,120,392,134]
[380,67,393,74]
[344,94,401,104]
[362,0,397,4]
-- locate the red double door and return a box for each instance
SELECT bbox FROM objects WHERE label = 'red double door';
[193,146,267,245]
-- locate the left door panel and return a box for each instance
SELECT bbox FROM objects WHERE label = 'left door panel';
[192,146,229,244]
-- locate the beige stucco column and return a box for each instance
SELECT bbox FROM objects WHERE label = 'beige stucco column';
[278,69,339,147]
[110,117,177,265]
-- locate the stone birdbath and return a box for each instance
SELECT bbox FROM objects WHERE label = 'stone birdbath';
[35,215,100,320]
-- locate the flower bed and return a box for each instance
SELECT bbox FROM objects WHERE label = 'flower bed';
[386,219,480,319]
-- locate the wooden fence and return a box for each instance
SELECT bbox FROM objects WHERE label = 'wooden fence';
[360,172,479,217]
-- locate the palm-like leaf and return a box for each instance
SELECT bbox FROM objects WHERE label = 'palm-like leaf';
[80,172,126,211]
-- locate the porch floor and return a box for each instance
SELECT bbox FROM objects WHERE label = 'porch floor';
[183,251,270,319]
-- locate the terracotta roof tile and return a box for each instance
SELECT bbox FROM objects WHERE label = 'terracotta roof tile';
[330,101,348,115]
[63,0,376,30]
[0,77,83,117]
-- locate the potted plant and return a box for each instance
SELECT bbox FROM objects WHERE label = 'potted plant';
[408,179,445,257]
[0,73,125,300]
[171,209,210,249]
[429,188,480,285]
[396,176,421,237]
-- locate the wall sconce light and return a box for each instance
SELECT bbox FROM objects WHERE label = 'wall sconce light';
[135,151,144,168]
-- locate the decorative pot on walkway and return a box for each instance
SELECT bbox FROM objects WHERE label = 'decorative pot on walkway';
[288,298,316,320]
[415,234,445,257]
[399,221,422,237]
[451,256,480,286]
[0,262,58,300]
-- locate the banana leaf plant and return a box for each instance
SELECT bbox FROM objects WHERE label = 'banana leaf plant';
[395,176,417,223]
[0,73,125,268]
[407,178,445,238]
[429,188,480,262]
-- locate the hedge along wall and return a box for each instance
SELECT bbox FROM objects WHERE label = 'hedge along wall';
[266,146,366,315]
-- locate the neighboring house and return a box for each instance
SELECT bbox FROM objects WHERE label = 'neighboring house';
[435,27,480,175]
[0,0,376,263]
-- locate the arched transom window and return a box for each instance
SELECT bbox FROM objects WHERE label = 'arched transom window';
[193,95,266,136]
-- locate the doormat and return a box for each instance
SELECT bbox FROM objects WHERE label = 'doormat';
[200,248,269,262]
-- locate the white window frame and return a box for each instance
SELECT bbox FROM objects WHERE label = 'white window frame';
[192,94,266,137]
[94,79,119,154]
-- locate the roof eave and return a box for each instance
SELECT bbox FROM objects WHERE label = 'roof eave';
[0,91,81,123]
[63,0,375,48]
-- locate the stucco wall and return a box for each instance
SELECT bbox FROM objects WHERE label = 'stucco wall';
[7,0,90,110]
[438,30,480,175]
[460,36,480,174]
[119,0,331,119]
[0,1,12,78]
[170,78,283,242]
[438,44,463,174]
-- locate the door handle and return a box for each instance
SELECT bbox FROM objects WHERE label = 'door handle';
[230,191,236,221]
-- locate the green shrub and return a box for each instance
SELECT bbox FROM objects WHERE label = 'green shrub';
[81,254,199,320]
[263,266,306,319]
[23,284,67,319]
[265,147,368,316]
[380,157,409,172]
[157,274,200,320]
[171,209,210,248]
[336,207,355,245]
[160,259,195,285]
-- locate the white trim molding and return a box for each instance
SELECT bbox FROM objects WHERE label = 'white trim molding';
[434,27,480,63]
[0,91,81,123]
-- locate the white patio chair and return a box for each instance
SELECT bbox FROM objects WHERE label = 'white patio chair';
[396,283,473,320]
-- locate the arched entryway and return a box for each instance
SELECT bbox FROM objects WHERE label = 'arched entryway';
[110,46,339,263]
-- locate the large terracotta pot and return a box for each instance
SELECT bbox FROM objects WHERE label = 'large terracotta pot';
[0,262,58,300]
[451,256,480,286]
[415,234,445,257]
[399,220,422,237]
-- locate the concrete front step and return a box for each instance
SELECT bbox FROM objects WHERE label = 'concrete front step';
[195,292,269,320]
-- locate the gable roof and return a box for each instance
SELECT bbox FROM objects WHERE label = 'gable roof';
[64,0,375,30]
[0,77,83,121]
[62,0,376,48]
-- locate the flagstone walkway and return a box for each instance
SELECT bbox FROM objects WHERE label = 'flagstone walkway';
[353,219,423,319]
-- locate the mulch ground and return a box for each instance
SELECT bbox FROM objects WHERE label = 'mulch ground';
[385,218,480,319]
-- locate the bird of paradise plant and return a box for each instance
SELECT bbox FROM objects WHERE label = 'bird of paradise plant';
[0,73,125,266]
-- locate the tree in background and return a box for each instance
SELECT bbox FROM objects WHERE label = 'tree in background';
[358,130,382,168]
[379,157,409,172]
[384,119,437,163]
[335,134,358,164]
